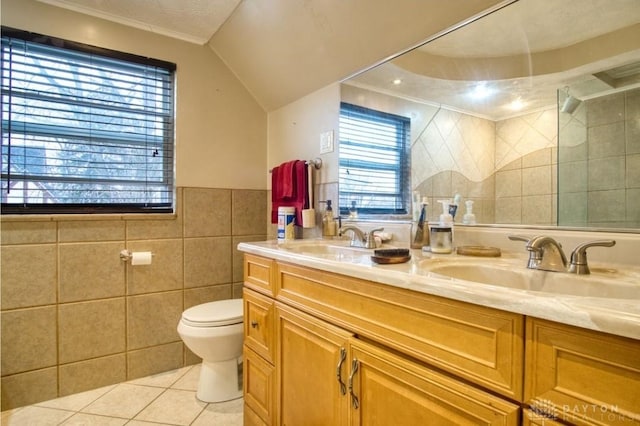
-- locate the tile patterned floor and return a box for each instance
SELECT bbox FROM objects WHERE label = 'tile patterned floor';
[1,364,243,426]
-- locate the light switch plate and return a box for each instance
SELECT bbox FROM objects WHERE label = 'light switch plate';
[320,130,334,153]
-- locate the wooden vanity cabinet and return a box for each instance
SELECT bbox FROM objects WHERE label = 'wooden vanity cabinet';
[243,254,520,425]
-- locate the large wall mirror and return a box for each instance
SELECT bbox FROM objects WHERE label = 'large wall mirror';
[340,0,640,231]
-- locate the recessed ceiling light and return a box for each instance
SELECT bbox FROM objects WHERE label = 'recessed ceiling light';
[392,79,402,85]
[509,98,525,110]
[469,82,494,99]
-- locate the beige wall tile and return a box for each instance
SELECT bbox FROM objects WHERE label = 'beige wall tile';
[522,195,553,225]
[0,221,56,245]
[1,307,57,376]
[183,188,231,237]
[558,192,587,226]
[495,197,521,224]
[232,236,266,282]
[58,220,125,242]
[58,298,125,364]
[127,291,182,350]
[588,189,626,224]
[0,368,58,411]
[127,188,183,240]
[127,342,183,381]
[183,285,232,310]
[588,157,625,191]
[1,245,57,309]
[231,189,267,235]
[126,239,183,295]
[588,121,625,159]
[522,148,552,168]
[522,165,552,196]
[59,242,125,303]
[59,354,126,397]
[627,154,640,189]
[495,169,522,198]
[232,282,244,299]
[184,237,232,288]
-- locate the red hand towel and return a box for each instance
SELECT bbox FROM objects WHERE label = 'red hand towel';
[271,160,308,225]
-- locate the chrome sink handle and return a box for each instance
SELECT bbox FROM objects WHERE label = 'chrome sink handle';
[568,239,616,275]
[365,227,384,249]
[525,236,568,273]
[508,235,538,269]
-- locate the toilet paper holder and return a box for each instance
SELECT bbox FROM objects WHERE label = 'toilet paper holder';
[119,249,154,263]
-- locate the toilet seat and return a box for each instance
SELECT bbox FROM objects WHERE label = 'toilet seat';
[181,299,243,327]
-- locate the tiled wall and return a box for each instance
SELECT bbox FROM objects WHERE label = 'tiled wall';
[0,187,267,410]
[558,88,640,228]
[412,106,557,225]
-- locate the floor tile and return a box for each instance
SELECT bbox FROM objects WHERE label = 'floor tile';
[81,384,164,419]
[170,364,200,391]
[60,413,128,425]
[35,385,117,412]
[134,389,206,425]
[1,405,74,426]
[191,398,243,426]
[126,421,176,426]
[128,366,192,389]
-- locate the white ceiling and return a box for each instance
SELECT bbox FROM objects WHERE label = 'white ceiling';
[348,0,640,120]
[35,0,242,44]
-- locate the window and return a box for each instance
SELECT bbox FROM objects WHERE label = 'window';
[1,27,176,214]
[339,102,410,215]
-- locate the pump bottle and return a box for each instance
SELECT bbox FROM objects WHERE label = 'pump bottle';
[322,200,337,237]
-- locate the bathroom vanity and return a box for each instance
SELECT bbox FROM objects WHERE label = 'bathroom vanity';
[238,241,640,425]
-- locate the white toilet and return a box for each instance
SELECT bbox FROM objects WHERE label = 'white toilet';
[177,298,244,402]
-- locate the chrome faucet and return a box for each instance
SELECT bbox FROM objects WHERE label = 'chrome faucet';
[508,235,616,275]
[339,225,384,249]
[525,236,568,273]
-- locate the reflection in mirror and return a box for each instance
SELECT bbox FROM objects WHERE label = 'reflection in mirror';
[340,0,640,230]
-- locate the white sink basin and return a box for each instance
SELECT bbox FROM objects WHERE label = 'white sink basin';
[421,261,640,299]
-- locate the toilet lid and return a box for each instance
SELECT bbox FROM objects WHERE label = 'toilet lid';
[181,299,243,327]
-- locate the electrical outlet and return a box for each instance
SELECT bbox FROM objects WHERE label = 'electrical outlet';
[320,130,334,154]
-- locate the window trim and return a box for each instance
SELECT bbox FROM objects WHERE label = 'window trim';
[1,27,176,215]
[338,102,411,216]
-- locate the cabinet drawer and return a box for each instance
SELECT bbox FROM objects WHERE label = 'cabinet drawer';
[244,254,274,296]
[244,346,275,425]
[525,318,640,425]
[275,261,524,401]
[350,338,520,425]
[244,288,275,363]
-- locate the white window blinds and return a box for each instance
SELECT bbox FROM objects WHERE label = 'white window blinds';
[339,102,410,215]
[1,28,176,214]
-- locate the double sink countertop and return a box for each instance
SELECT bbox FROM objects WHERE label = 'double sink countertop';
[238,239,640,341]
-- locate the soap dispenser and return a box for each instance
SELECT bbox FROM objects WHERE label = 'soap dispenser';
[322,200,337,237]
[430,199,453,253]
[463,200,477,225]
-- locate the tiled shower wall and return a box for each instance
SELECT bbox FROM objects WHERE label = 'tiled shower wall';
[0,187,267,411]
[558,88,640,228]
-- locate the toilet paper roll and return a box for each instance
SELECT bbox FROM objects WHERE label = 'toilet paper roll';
[131,251,153,265]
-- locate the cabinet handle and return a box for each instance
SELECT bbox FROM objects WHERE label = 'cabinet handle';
[336,347,347,395]
[348,358,359,409]
[250,320,259,328]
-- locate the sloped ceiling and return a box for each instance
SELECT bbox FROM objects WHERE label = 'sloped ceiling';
[35,0,509,111]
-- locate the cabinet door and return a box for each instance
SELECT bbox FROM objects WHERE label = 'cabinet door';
[244,346,275,425]
[348,338,520,426]
[276,302,352,426]
[525,318,640,425]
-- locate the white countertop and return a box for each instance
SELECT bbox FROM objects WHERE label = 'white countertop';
[238,239,640,341]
